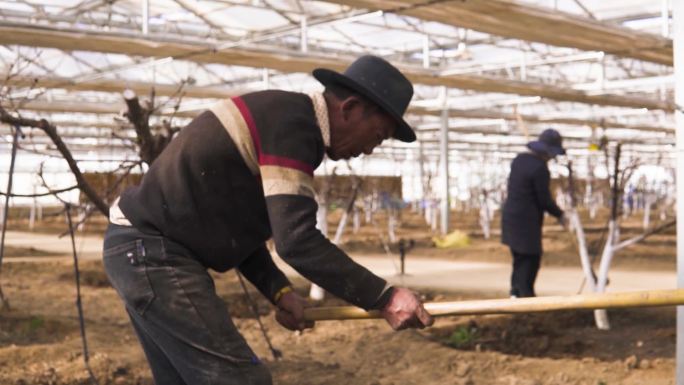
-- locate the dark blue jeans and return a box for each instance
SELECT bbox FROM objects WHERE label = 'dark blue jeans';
[103,224,272,385]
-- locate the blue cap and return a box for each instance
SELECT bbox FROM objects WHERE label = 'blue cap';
[527,128,566,157]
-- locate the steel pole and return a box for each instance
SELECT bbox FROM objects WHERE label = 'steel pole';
[674,0,684,383]
[439,91,450,235]
[142,0,149,35]
[0,125,22,309]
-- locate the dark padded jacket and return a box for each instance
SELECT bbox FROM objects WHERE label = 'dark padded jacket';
[501,152,563,255]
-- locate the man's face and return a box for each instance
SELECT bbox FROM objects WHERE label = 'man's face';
[327,97,397,161]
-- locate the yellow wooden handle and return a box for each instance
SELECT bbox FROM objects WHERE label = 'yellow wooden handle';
[303,289,684,321]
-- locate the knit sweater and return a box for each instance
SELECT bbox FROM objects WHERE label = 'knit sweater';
[118,90,392,310]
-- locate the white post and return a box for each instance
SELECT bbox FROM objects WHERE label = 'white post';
[418,140,425,214]
[673,0,684,382]
[589,194,598,219]
[333,209,350,242]
[570,210,609,329]
[663,0,671,38]
[520,53,527,81]
[598,54,606,91]
[142,0,149,35]
[479,193,492,239]
[388,210,397,243]
[644,194,653,230]
[439,90,450,235]
[300,16,308,53]
[662,190,671,220]
[595,220,618,330]
[431,202,439,232]
[29,200,36,231]
[479,205,491,239]
[262,68,270,90]
[77,208,86,232]
[587,144,598,219]
[310,197,329,300]
[352,207,360,234]
[364,195,372,224]
[424,200,431,225]
[316,203,328,237]
[422,34,430,69]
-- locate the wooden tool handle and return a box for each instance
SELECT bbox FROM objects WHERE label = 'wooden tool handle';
[303,289,684,321]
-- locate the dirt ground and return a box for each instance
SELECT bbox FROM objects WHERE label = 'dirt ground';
[338,206,676,272]
[0,206,677,384]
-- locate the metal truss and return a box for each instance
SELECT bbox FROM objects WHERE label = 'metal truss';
[0,0,676,165]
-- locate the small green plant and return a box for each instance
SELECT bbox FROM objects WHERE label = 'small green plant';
[598,381,607,385]
[447,325,477,348]
[26,316,45,332]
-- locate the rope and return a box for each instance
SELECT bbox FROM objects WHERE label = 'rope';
[0,125,23,310]
[64,203,99,385]
[235,271,282,360]
[369,215,402,276]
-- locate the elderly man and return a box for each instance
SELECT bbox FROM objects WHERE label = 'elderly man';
[501,128,567,298]
[103,55,433,385]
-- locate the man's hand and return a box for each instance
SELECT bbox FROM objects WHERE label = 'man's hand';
[381,287,434,330]
[275,290,315,331]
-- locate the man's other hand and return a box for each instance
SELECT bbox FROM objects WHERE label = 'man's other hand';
[275,290,315,331]
[381,287,434,330]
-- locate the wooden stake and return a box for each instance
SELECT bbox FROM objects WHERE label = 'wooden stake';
[303,289,684,321]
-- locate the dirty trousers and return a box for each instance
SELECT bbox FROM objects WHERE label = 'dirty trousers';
[103,223,272,385]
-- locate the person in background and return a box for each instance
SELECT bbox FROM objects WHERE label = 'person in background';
[501,128,567,298]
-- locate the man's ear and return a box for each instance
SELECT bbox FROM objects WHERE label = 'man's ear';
[340,96,362,120]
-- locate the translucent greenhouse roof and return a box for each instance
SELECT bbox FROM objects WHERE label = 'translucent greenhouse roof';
[0,0,676,163]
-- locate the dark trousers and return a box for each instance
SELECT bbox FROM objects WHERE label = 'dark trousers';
[103,224,272,385]
[509,249,541,298]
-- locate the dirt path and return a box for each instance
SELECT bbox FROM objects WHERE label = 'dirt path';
[3,230,103,260]
[4,230,676,297]
[329,254,677,297]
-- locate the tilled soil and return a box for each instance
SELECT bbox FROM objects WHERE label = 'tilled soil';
[0,207,677,384]
[0,259,676,385]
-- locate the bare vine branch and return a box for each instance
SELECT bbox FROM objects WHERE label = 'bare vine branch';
[0,105,110,216]
[123,88,181,165]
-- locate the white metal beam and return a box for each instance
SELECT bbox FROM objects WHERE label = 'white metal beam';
[0,23,673,111]
[673,0,684,384]
[439,90,450,235]
[6,76,674,134]
[323,0,673,65]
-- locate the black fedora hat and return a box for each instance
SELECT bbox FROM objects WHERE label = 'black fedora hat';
[313,55,416,143]
[527,128,566,157]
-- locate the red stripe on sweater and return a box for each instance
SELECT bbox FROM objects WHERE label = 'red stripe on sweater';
[232,96,262,155]
[232,96,314,177]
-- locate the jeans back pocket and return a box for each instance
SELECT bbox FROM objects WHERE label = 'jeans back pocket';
[103,239,156,315]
